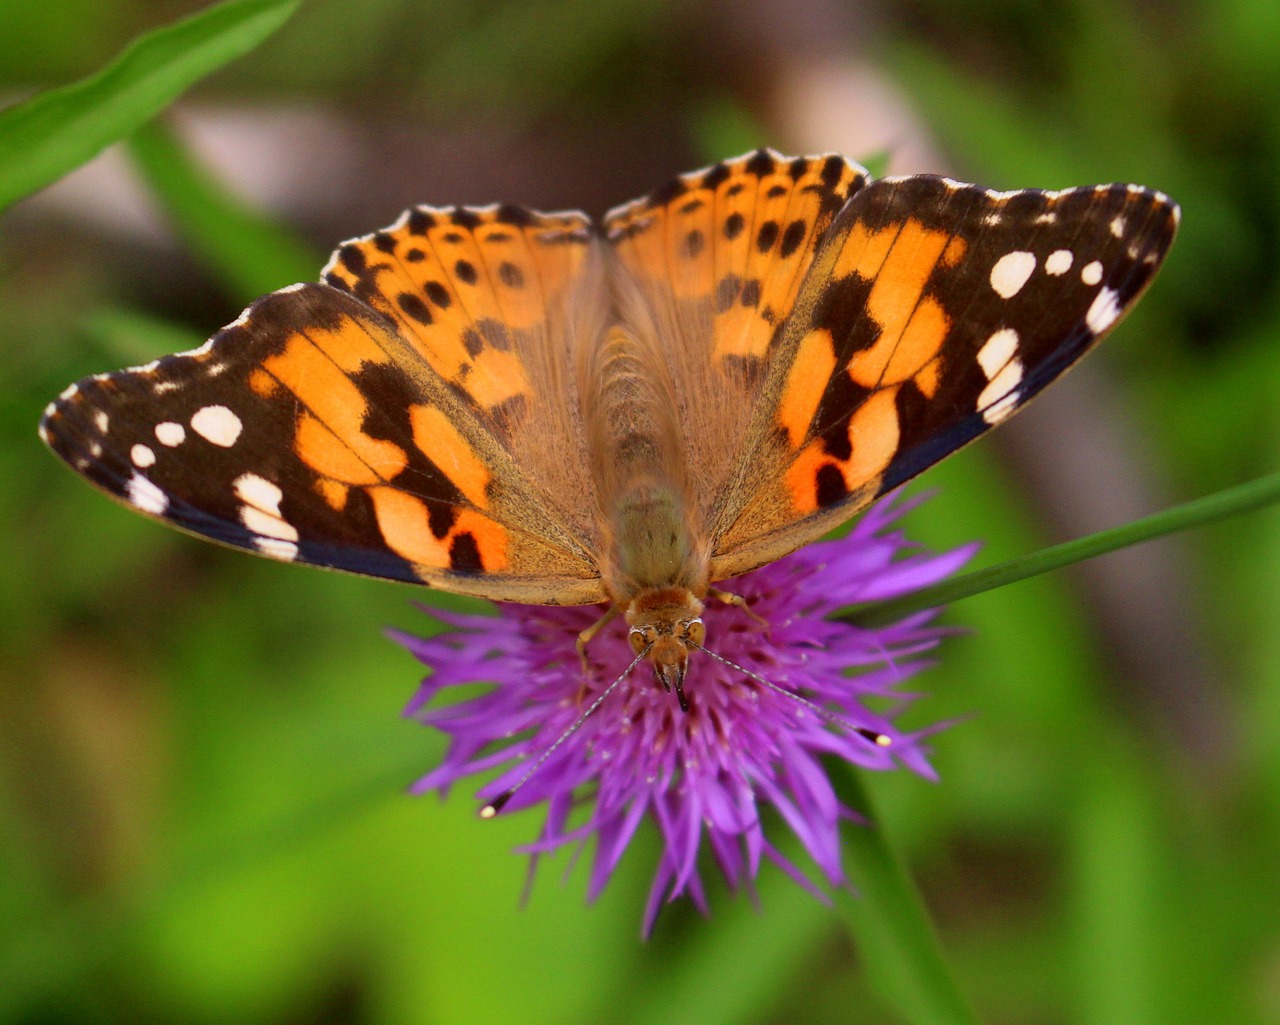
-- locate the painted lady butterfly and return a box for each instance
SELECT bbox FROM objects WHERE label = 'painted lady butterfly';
[40,149,1178,704]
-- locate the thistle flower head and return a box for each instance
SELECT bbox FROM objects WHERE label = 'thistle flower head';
[393,494,975,933]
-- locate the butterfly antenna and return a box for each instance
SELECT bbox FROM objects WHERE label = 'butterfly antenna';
[691,643,892,748]
[480,645,650,819]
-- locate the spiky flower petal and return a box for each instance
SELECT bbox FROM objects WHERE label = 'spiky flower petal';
[393,494,975,932]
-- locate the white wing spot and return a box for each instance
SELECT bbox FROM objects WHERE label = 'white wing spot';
[1110,215,1126,238]
[254,536,299,561]
[1034,211,1058,225]
[155,421,186,446]
[1081,260,1103,285]
[191,405,242,447]
[242,507,300,543]
[154,380,180,394]
[60,383,80,401]
[990,251,1037,298]
[982,390,1021,425]
[234,473,284,515]
[130,444,156,468]
[234,473,299,544]
[89,441,102,458]
[126,473,168,515]
[93,410,109,433]
[1086,287,1122,334]
[1045,249,1073,275]
[978,359,1024,417]
[978,328,1020,379]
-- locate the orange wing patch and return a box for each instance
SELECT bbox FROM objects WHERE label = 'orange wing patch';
[322,204,594,423]
[838,218,961,392]
[770,216,964,517]
[605,149,866,366]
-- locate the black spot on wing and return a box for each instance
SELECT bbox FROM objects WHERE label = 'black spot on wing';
[449,532,484,573]
[716,274,742,313]
[451,208,483,231]
[498,261,525,288]
[407,209,434,235]
[424,280,452,307]
[649,175,688,207]
[495,204,536,227]
[398,293,433,324]
[702,162,732,191]
[815,463,848,507]
[779,219,807,259]
[744,149,776,178]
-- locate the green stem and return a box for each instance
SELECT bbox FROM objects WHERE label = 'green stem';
[833,767,983,1025]
[847,471,1280,628]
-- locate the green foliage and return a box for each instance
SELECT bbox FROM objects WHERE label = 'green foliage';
[0,0,300,212]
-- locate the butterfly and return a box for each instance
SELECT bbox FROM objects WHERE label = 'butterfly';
[40,148,1178,710]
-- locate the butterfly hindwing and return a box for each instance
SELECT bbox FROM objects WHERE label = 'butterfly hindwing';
[40,281,605,604]
[710,174,1180,577]
[597,149,870,520]
[321,203,609,551]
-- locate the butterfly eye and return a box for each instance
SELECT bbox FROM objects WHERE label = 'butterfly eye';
[629,627,651,654]
[684,618,706,647]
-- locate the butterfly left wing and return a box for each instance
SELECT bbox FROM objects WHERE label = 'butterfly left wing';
[709,174,1180,578]
[39,282,606,604]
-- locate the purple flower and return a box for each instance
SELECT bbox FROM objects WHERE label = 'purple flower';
[392,493,976,933]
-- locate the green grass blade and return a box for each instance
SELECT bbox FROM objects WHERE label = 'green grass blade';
[128,120,319,300]
[833,768,982,1025]
[0,0,301,212]
[849,471,1280,628]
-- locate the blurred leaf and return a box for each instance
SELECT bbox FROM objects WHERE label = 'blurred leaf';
[79,307,204,365]
[0,0,301,212]
[833,768,980,1025]
[1066,736,1158,1025]
[127,119,318,301]
[623,872,833,1025]
[689,96,769,164]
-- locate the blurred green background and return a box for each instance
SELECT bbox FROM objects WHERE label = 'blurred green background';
[3,0,1280,1022]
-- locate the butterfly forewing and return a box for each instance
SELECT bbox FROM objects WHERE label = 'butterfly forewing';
[40,282,605,604]
[709,175,1179,578]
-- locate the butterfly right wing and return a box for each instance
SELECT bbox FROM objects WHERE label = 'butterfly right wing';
[708,174,1180,579]
[40,279,607,605]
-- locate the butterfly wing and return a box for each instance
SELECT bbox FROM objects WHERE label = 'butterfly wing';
[322,203,609,550]
[41,207,609,605]
[708,174,1180,578]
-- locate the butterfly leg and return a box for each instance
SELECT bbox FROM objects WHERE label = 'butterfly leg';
[708,588,770,632]
[576,604,620,675]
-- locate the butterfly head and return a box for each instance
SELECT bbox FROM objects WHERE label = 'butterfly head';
[625,588,706,712]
